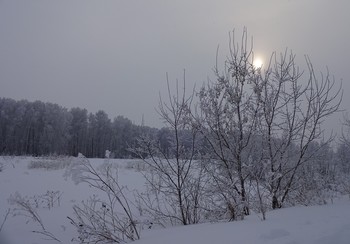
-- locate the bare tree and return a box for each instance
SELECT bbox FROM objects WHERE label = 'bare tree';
[133,75,207,226]
[191,29,342,220]
[337,116,350,198]
[255,51,342,209]
[192,29,261,219]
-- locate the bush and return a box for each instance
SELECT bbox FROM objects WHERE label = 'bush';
[67,156,141,243]
[28,156,72,170]
[8,192,61,242]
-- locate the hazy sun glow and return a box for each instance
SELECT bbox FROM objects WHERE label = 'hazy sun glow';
[253,58,263,69]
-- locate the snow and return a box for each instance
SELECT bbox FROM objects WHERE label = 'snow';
[134,199,350,244]
[0,156,349,244]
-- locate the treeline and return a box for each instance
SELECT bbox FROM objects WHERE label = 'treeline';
[0,97,162,158]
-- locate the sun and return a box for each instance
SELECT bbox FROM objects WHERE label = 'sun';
[253,57,263,69]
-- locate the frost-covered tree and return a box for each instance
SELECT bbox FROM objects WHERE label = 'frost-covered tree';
[68,107,88,157]
[192,30,261,219]
[191,29,342,218]
[336,116,350,196]
[0,98,71,156]
[111,116,136,158]
[133,77,207,226]
[38,103,71,155]
[85,111,112,158]
[0,97,158,158]
[256,52,341,209]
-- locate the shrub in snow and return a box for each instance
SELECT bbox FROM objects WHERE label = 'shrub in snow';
[28,156,72,170]
[66,157,140,243]
[9,191,62,211]
[8,192,61,242]
[0,156,17,172]
[0,209,10,233]
[34,190,63,210]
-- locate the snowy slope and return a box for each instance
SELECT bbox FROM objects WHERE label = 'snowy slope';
[0,157,349,244]
[135,198,350,244]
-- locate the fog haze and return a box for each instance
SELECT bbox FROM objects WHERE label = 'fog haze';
[0,0,349,130]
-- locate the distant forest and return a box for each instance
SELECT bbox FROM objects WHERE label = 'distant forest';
[0,97,167,158]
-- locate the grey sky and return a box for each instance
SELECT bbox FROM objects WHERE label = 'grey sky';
[0,0,349,131]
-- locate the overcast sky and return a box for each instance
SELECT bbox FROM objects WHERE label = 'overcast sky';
[0,0,349,131]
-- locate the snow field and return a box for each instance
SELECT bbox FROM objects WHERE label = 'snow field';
[0,156,349,244]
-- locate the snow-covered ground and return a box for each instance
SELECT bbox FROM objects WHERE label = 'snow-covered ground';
[135,198,350,244]
[0,156,349,244]
[0,156,145,244]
